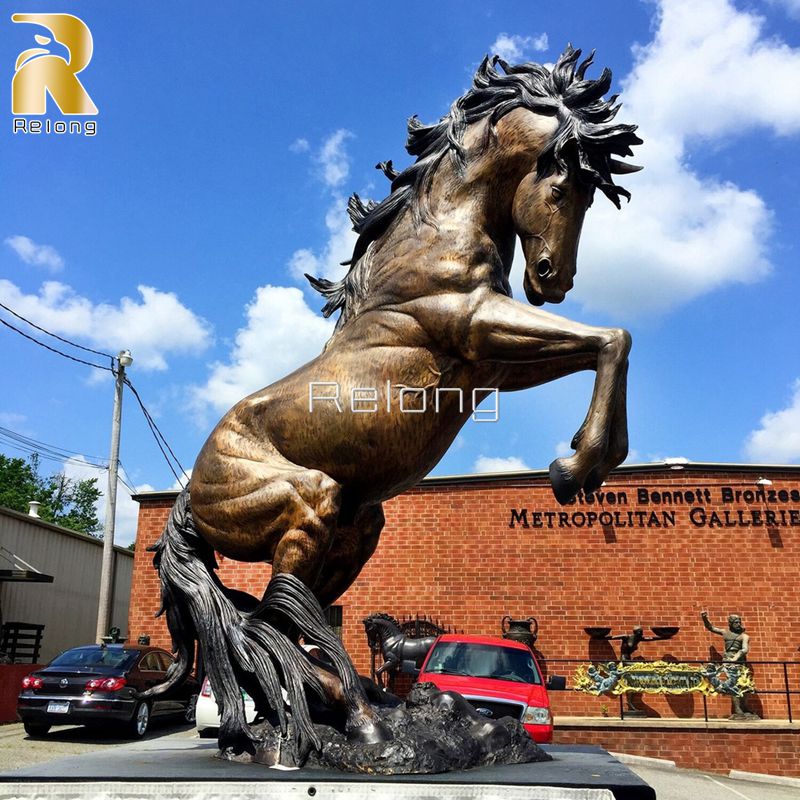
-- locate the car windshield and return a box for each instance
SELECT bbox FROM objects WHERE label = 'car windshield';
[424,642,541,684]
[49,647,138,669]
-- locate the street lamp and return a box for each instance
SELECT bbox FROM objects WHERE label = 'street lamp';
[95,350,132,643]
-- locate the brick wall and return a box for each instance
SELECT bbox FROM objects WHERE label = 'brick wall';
[553,725,800,777]
[129,465,800,724]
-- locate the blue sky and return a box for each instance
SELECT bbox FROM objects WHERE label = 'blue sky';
[1,0,799,545]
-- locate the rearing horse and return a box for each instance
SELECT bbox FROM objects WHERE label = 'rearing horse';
[144,46,641,761]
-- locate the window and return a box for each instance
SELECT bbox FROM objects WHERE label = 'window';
[325,605,343,639]
[424,642,540,684]
[50,647,136,669]
[139,652,163,672]
[158,652,175,671]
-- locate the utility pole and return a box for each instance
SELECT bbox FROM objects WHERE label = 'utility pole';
[96,349,133,643]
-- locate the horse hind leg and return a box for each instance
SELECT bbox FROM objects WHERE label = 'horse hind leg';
[249,489,391,746]
[311,503,385,609]
[255,572,391,746]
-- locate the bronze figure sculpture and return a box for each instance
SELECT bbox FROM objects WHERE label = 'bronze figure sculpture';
[144,46,641,769]
[700,610,759,718]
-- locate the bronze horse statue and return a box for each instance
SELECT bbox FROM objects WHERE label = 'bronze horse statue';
[363,613,441,685]
[144,46,641,762]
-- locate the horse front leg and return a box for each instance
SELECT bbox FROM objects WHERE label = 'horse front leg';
[465,292,631,504]
[581,359,629,494]
[375,656,398,677]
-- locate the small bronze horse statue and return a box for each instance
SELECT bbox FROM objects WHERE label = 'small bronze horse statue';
[143,46,641,762]
[363,613,442,686]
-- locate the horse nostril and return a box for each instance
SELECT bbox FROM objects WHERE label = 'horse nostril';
[537,258,552,280]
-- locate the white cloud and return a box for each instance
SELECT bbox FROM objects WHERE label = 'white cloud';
[316,129,354,188]
[5,235,64,272]
[170,468,191,491]
[192,128,358,422]
[287,130,359,284]
[744,379,800,463]
[191,285,335,417]
[474,455,531,473]
[113,483,153,547]
[491,33,548,62]
[563,0,800,318]
[289,137,310,153]
[0,279,212,371]
[60,456,153,547]
[554,440,571,458]
[288,195,357,283]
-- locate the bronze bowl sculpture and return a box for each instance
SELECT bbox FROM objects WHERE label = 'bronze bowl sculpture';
[651,626,680,639]
[142,46,641,772]
[585,626,614,640]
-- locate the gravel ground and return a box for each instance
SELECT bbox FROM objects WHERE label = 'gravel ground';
[0,720,197,773]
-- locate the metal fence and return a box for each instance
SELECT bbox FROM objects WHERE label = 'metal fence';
[545,658,800,722]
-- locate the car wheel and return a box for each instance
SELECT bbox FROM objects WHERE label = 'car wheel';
[197,727,218,739]
[23,722,51,737]
[184,694,198,724]
[127,701,151,738]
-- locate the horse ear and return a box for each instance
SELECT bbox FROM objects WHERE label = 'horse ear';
[608,159,643,175]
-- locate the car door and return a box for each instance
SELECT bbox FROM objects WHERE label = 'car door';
[156,651,186,713]
[137,651,170,716]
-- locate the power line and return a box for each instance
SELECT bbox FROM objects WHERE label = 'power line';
[0,426,139,494]
[0,426,107,465]
[116,465,138,495]
[0,301,115,360]
[0,300,188,489]
[0,315,114,372]
[123,377,189,487]
[0,419,143,499]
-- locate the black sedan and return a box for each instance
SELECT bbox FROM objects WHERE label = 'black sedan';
[17,644,198,738]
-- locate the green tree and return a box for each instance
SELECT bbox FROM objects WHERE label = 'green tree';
[0,453,102,536]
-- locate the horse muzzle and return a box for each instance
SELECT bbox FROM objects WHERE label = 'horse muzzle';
[523,269,568,306]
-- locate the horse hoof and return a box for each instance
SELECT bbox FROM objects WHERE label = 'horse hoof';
[583,469,604,495]
[347,717,392,745]
[549,459,581,505]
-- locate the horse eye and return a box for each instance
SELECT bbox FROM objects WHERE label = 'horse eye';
[551,185,563,200]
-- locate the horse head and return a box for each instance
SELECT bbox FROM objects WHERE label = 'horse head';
[307,46,641,327]
[363,612,401,649]
[513,163,593,306]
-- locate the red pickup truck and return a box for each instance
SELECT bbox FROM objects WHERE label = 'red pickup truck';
[416,633,562,743]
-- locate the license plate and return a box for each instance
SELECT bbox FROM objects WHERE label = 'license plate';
[47,701,70,714]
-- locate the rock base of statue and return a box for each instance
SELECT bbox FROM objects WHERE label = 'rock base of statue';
[218,682,550,774]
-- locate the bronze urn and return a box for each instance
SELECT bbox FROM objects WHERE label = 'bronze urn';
[501,616,538,649]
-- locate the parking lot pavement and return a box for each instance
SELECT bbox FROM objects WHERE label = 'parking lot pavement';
[629,764,800,800]
[0,720,197,773]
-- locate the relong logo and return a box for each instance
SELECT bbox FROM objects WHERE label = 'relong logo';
[12,13,97,115]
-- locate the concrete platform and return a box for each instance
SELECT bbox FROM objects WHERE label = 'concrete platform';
[0,739,654,800]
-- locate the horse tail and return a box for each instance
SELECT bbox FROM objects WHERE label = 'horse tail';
[138,488,327,758]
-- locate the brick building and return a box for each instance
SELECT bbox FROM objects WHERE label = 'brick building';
[129,461,800,776]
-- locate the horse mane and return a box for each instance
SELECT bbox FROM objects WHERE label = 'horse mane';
[307,44,642,327]
[363,612,401,630]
